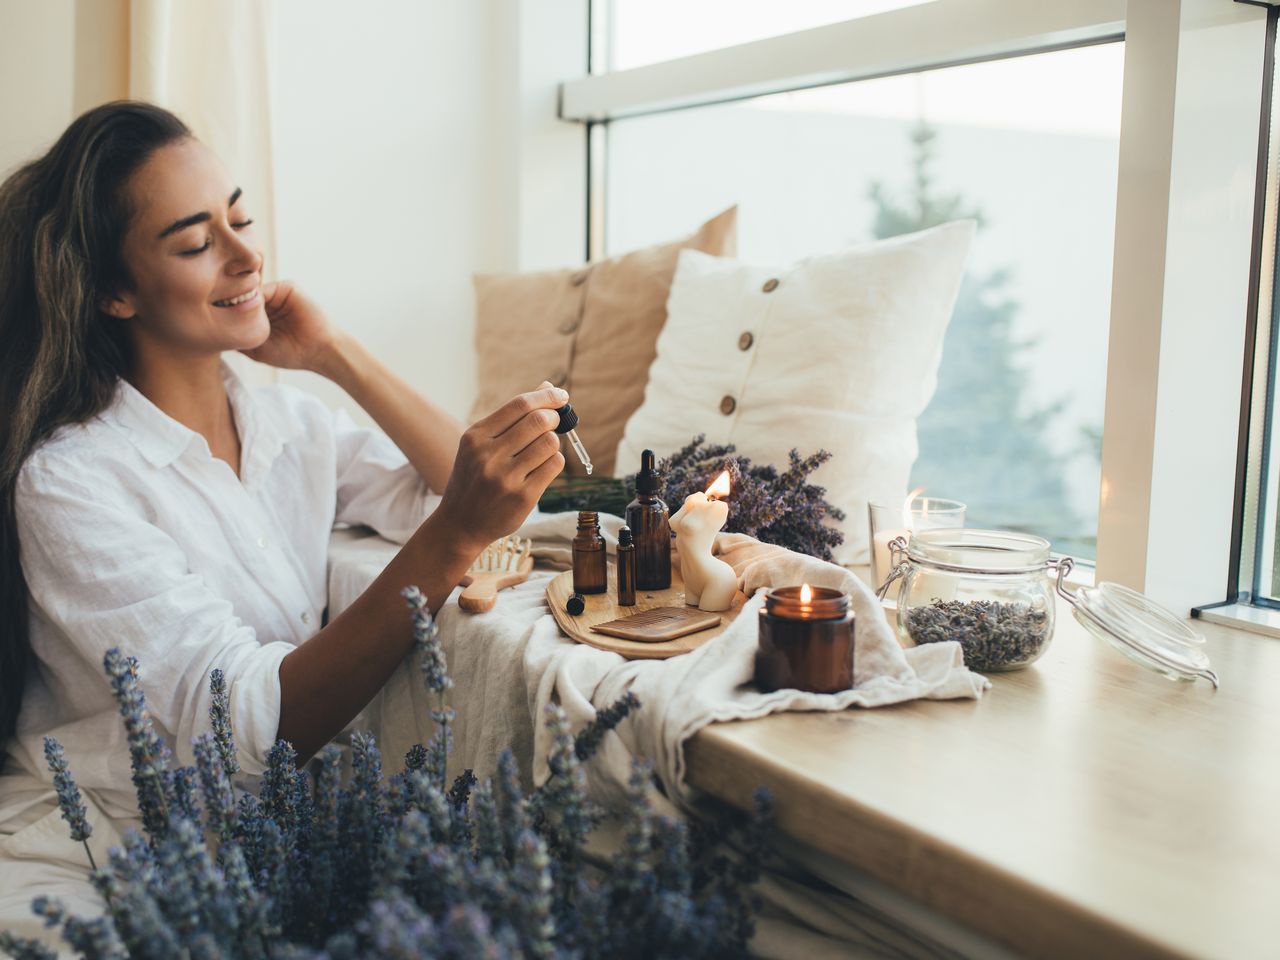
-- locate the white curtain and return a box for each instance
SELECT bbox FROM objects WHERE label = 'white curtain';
[128,0,280,385]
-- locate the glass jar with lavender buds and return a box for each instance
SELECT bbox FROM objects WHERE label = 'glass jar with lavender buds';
[880,529,1058,672]
[877,528,1222,684]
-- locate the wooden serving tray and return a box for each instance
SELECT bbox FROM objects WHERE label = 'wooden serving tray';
[546,565,747,660]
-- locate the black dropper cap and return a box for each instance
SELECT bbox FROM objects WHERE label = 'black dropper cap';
[566,592,586,616]
[618,526,634,546]
[635,449,662,494]
[555,403,578,435]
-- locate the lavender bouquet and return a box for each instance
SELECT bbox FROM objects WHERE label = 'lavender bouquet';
[1,589,771,960]
[538,435,845,561]
[657,436,845,562]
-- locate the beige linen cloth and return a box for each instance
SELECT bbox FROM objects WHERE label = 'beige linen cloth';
[336,512,989,808]
[332,511,992,959]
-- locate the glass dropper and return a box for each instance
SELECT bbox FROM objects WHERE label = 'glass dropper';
[555,402,593,475]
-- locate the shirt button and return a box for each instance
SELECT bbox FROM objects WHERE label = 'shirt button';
[720,395,736,416]
[301,611,312,625]
[257,535,269,549]
[738,331,754,351]
[762,278,780,293]
[549,369,569,388]
[558,316,581,335]
[570,269,590,286]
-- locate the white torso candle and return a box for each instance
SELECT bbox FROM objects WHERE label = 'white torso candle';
[669,471,738,612]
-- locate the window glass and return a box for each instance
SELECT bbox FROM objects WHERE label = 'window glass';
[606,0,934,71]
[605,42,1124,558]
[1250,24,1280,602]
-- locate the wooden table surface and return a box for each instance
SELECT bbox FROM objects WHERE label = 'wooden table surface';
[685,584,1280,959]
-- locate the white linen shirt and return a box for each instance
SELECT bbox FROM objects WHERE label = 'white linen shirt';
[7,362,437,819]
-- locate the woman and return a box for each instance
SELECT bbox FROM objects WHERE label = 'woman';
[0,101,566,939]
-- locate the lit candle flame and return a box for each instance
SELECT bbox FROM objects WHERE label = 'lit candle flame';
[706,470,732,500]
[799,583,813,604]
[902,486,926,529]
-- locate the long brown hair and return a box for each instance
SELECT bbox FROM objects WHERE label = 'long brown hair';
[0,101,192,763]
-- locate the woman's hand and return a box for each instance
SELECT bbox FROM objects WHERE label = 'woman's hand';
[239,280,341,372]
[434,382,568,555]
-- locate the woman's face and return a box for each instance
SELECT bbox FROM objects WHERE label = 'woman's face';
[104,138,269,358]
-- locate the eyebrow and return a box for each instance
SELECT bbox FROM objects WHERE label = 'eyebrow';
[157,187,242,240]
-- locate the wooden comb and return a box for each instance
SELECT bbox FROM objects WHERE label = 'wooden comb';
[458,536,534,613]
[590,606,722,643]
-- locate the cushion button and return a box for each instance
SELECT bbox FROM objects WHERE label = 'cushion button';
[738,331,754,351]
[558,316,581,335]
[761,278,780,293]
[570,269,590,286]
[720,395,736,416]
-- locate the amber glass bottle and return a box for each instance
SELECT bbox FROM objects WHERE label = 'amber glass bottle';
[616,526,637,606]
[572,511,607,594]
[625,450,672,590]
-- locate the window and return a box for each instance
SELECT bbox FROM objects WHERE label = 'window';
[601,38,1122,558]
[605,0,933,71]
[565,0,1271,609]
[1240,8,1280,607]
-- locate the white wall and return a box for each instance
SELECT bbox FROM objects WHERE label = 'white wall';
[270,0,587,424]
[1,0,588,427]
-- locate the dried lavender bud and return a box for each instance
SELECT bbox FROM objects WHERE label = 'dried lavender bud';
[42,737,91,844]
[574,691,640,763]
[0,933,58,960]
[103,649,175,840]
[208,668,240,777]
[402,586,451,695]
[905,598,1051,670]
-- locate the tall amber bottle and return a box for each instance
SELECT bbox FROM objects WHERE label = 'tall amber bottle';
[572,511,607,594]
[625,450,672,590]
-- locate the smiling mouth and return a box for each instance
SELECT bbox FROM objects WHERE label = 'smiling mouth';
[213,288,259,307]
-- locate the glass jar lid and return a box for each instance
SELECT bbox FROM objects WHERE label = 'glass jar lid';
[906,528,1051,574]
[1058,573,1219,688]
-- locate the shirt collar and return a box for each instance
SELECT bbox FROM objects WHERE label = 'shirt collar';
[104,360,304,480]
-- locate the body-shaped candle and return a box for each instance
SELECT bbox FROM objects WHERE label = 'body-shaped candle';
[669,471,738,612]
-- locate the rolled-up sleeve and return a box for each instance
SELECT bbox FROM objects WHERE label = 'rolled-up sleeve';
[16,465,293,776]
[331,407,438,543]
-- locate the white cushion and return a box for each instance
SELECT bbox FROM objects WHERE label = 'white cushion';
[614,220,975,565]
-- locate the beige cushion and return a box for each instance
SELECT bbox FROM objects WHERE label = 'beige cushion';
[470,207,737,476]
[615,221,976,565]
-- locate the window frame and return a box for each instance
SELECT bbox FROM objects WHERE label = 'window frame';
[552,0,1271,617]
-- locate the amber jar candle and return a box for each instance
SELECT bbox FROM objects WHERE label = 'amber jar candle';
[572,511,608,595]
[754,585,854,694]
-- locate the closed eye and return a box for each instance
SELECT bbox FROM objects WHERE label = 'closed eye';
[178,219,255,257]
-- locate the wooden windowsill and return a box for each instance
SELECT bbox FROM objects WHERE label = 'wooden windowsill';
[686,574,1280,960]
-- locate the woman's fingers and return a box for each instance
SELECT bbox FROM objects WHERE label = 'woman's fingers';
[511,427,563,479]
[476,382,567,439]
[496,407,561,459]
[524,449,566,490]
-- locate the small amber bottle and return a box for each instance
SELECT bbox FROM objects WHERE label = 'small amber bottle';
[616,526,637,606]
[572,511,607,594]
[625,449,672,590]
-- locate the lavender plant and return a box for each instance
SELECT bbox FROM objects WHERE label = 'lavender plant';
[658,435,845,561]
[1,588,771,959]
[538,435,845,560]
